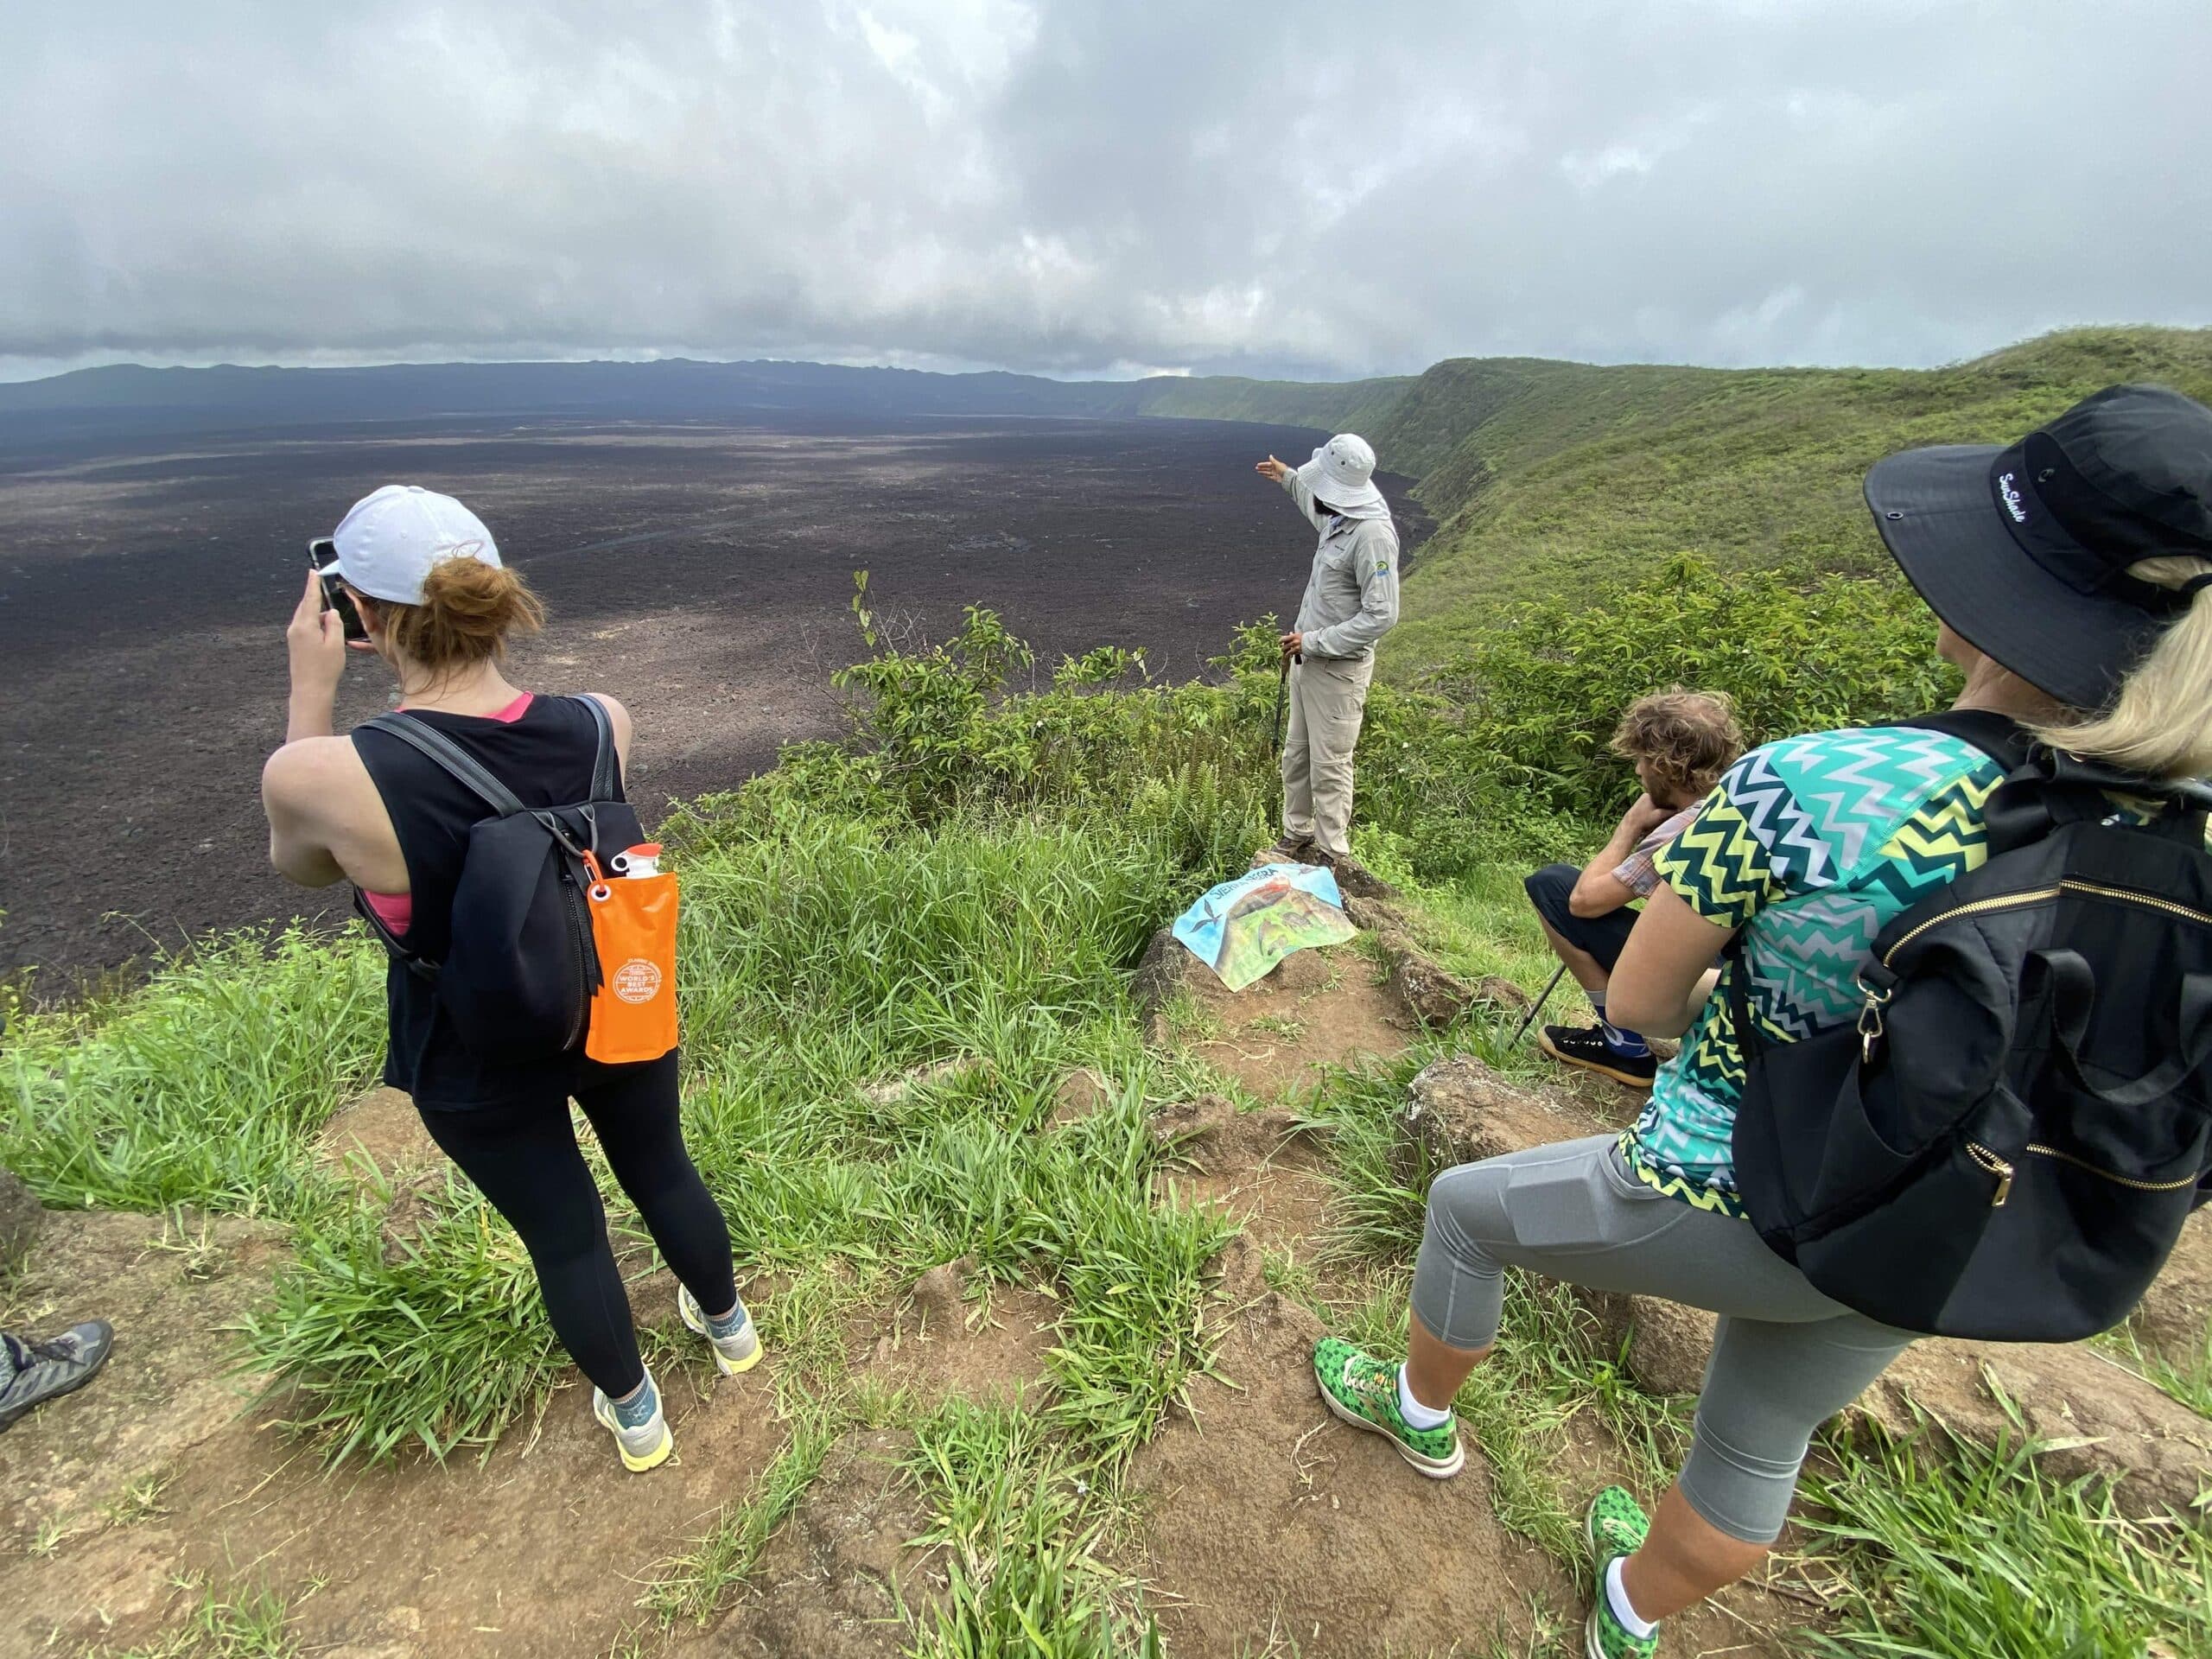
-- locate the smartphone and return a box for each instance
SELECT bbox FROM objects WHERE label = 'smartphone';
[308,538,368,643]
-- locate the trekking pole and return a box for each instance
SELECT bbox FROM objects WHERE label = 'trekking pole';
[1510,963,1568,1046]
[1268,652,1292,758]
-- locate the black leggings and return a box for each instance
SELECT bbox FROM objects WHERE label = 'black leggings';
[417,1052,736,1399]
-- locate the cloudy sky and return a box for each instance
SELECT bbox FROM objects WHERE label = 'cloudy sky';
[5,1,2208,382]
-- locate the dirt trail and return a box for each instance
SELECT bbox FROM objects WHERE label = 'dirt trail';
[0,1205,789,1657]
[5,916,2206,1656]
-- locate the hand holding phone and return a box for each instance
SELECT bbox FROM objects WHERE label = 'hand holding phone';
[307,538,368,643]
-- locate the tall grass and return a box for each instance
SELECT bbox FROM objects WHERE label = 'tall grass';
[1802,1426,2212,1656]
[235,810,1230,1471]
[235,1174,566,1464]
[2,928,385,1216]
[908,1399,1163,1658]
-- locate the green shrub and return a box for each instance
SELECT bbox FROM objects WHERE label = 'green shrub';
[1427,553,1959,816]
[2,928,384,1216]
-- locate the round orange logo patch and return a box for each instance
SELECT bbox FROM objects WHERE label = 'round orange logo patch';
[611,959,663,1005]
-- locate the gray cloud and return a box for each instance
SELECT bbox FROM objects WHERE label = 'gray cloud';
[5,0,2209,380]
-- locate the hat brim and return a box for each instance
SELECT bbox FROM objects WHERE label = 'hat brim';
[1297,457,1384,512]
[1865,444,2168,712]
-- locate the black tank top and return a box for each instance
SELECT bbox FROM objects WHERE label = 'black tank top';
[353,695,619,1109]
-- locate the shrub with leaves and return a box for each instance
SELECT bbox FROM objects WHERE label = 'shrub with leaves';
[1427,552,1958,816]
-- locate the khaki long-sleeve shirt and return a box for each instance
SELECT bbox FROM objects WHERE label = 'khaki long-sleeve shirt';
[1282,471,1400,659]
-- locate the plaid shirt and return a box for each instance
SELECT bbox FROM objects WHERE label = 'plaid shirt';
[1610,804,1703,898]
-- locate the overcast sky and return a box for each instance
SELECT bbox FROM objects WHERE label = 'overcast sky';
[5,1,2208,383]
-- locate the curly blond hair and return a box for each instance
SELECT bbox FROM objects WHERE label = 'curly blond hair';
[1610,689,1745,803]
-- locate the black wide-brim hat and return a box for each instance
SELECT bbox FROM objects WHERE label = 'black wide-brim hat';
[1866,383,2212,712]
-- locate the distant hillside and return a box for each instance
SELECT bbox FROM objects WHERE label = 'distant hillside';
[13,328,2211,678]
[0,356,1405,442]
[1330,327,2212,671]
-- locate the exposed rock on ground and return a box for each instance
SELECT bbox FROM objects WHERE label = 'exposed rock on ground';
[2134,1209,2212,1375]
[313,1085,452,1253]
[1390,1054,1618,1188]
[313,1085,445,1179]
[1046,1066,1111,1130]
[1148,1095,1333,1261]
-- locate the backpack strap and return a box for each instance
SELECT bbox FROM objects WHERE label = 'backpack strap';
[361,712,530,817]
[360,711,590,861]
[575,694,619,801]
[1897,709,2035,773]
[1901,709,2212,850]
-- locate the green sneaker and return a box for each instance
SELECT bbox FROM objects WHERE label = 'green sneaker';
[1311,1338,1464,1478]
[1585,1485,1658,1659]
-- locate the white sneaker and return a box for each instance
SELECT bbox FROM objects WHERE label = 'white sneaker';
[591,1371,673,1472]
[678,1283,763,1376]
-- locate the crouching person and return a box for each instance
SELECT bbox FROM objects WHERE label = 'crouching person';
[1312,385,2212,1656]
[1525,691,1743,1089]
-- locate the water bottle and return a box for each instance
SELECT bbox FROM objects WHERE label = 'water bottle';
[611,842,663,879]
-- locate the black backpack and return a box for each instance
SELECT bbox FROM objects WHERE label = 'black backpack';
[354,697,644,1064]
[1727,710,2212,1341]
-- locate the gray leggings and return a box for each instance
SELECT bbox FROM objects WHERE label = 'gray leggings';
[1411,1135,1914,1544]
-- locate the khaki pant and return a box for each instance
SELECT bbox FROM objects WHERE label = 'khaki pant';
[1281,652,1374,858]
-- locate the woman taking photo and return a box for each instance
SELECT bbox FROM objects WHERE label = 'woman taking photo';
[1311,385,2212,1657]
[262,484,760,1474]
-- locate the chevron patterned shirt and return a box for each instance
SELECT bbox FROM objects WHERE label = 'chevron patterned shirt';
[1630,725,2008,1217]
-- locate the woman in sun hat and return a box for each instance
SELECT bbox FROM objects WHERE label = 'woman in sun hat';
[261,484,761,1474]
[1253,435,1401,887]
[1307,385,2212,1657]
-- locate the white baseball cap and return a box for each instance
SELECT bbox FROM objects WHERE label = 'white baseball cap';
[1297,434,1386,514]
[328,485,502,605]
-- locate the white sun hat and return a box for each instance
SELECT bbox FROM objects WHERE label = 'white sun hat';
[328,484,502,605]
[1296,434,1387,515]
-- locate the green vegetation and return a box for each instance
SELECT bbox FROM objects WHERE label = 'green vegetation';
[98,1574,302,1659]
[1802,1427,2212,1657]
[10,326,2212,1655]
[1187,326,2212,671]
[2,928,383,1216]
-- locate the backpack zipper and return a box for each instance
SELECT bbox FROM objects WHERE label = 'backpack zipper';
[1879,887,2063,965]
[2057,878,2212,927]
[563,874,592,1050]
[1966,1141,2014,1207]
[1861,879,2211,1052]
[2023,1142,2202,1192]
[1880,880,2212,967]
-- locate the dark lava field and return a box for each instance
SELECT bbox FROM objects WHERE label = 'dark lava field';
[0,411,1425,982]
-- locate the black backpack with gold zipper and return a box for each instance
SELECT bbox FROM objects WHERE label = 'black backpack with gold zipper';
[1728,709,2212,1340]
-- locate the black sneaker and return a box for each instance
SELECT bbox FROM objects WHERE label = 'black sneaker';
[1255,835,1318,867]
[1537,1024,1657,1090]
[0,1320,115,1430]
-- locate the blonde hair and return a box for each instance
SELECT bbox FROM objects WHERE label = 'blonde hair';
[2028,556,2212,779]
[1611,688,1745,801]
[375,558,544,677]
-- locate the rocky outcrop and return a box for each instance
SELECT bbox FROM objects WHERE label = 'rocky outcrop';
[1389,1055,1611,1188]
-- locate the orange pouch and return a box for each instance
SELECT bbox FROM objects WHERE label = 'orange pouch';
[582,856,680,1065]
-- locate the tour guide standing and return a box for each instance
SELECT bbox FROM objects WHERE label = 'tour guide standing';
[1255,435,1400,877]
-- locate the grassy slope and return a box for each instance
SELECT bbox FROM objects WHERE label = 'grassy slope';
[1147,326,2212,675]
